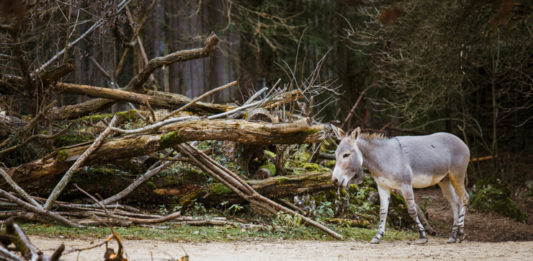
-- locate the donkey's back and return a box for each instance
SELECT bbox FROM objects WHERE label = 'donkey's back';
[396,132,470,188]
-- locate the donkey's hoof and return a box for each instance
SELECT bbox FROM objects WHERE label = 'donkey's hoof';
[458,230,466,242]
[426,230,437,236]
[447,237,457,243]
[370,237,381,244]
[415,238,428,245]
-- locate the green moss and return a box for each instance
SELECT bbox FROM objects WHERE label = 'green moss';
[276,176,289,185]
[301,162,323,171]
[471,187,528,222]
[180,169,208,184]
[210,183,233,195]
[55,150,68,162]
[145,181,157,190]
[75,113,113,122]
[264,150,276,159]
[258,163,277,176]
[301,128,319,135]
[160,130,184,148]
[54,134,93,147]
[179,189,205,206]
[324,160,336,168]
[116,109,139,121]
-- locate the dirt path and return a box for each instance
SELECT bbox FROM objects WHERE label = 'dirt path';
[31,236,533,261]
[416,188,533,242]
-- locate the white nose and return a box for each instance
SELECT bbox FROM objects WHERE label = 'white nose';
[332,168,342,187]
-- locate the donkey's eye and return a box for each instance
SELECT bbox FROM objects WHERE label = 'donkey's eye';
[343,153,350,158]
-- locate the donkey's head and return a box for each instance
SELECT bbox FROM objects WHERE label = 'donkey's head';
[331,126,363,188]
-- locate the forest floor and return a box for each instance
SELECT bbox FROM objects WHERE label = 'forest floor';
[28,188,533,260]
[416,187,533,242]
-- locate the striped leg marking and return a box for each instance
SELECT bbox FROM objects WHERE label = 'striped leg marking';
[401,186,428,244]
[371,185,391,244]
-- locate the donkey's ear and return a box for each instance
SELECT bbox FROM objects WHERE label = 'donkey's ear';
[331,125,346,140]
[350,127,361,140]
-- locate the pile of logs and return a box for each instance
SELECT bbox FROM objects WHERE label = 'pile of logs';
[0,29,344,242]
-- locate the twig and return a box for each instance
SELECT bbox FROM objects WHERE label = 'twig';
[125,33,219,91]
[0,101,58,149]
[121,211,181,224]
[35,0,132,74]
[11,222,39,260]
[97,151,180,205]
[341,86,370,129]
[114,0,157,78]
[176,143,344,240]
[144,100,156,123]
[162,81,238,120]
[44,115,118,210]
[0,189,80,227]
[243,86,269,106]
[0,123,72,157]
[63,234,114,255]
[89,56,112,80]
[0,244,24,261]
[0,168,42,208]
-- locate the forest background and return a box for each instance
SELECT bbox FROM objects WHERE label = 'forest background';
[0,0,532,211]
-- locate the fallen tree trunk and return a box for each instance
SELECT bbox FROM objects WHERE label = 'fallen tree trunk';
[54,82,236,114]
[5,119,326,190]
[152,172,334,205]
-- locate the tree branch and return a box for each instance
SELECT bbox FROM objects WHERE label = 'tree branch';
[44,115,118,210]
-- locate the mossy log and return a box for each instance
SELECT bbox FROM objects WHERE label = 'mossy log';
[4,119,326,190]
[153,172,334,205]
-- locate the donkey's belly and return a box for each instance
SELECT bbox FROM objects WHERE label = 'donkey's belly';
[411,172,447,188]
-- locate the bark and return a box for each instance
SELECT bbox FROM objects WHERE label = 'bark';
[53,81,236,114]
[5,119,326,189]
[147,90,236,113]
[153,172,334,204]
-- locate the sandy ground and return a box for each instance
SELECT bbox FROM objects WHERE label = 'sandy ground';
[31,236,533,261]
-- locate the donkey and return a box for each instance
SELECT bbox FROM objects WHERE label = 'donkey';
[331,127,470,244]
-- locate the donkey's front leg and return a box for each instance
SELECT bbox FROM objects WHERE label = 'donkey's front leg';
[371,185,391,244]
[400,186,428,244]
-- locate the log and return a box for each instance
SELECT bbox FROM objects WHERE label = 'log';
[5,119,326,189]
[146,90,235,113]
[153,172,334,205]
[53,81,236,114]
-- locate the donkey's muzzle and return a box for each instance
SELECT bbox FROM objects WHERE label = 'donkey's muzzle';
[332,177,340,187]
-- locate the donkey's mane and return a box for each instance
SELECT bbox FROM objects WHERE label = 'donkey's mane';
[360,132,388,140]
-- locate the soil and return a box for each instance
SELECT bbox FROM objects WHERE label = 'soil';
[29,188,533,260]
[31,237,533,261]
[415,187,533,242]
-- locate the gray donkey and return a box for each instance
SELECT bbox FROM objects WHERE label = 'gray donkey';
[331,127,470,244]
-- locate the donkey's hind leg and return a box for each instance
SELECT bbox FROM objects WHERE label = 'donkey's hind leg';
[400,185,428,244]
[449,171,468,243]
[438,177,461,243]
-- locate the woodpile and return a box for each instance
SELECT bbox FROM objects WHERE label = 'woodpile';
[0,30,342,241]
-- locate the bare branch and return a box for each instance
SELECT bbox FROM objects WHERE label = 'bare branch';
[44,115,118,210]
